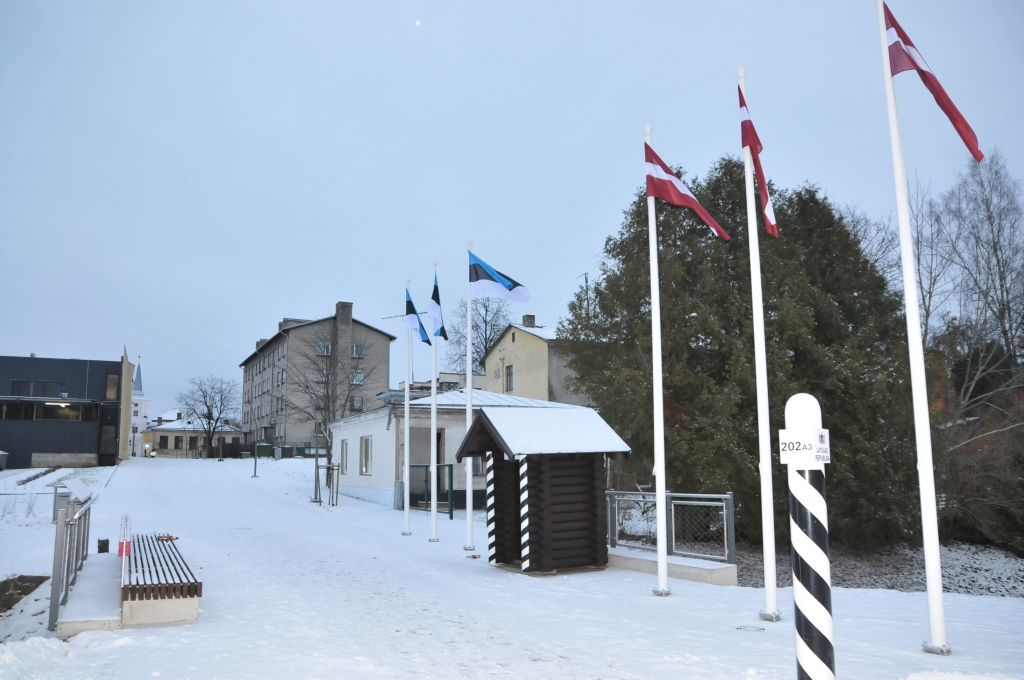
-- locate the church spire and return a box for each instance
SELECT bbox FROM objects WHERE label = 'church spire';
[132,361,144,396]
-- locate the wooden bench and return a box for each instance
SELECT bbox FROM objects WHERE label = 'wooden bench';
[121,533,201,626]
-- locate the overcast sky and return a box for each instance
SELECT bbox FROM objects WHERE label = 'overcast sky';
[1,1,1020,415]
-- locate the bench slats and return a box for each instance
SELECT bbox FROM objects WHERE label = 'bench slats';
[122,533,202,602]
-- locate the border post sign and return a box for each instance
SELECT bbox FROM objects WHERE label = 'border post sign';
[781,394,835,680]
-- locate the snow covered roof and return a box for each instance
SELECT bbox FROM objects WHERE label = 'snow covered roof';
[148,419,241,432]
[509,323,557,341]
[407,388,580,410]
[456,406,630,460]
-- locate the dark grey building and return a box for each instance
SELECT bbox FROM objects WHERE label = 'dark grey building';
[0,354,133,469]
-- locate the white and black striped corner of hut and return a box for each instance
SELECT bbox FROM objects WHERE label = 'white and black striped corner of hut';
[789,467,835,680]
[486,453,497,565]
[519,456,530,573]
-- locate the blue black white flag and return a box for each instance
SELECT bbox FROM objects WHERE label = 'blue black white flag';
[405,289,432,346]
[468,251,529,302]
[429,275,448,345]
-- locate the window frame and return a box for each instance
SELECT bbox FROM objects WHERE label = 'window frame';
[338,439,348,475]
[359,436,372,475]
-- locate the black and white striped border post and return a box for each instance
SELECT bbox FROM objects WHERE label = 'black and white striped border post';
[519,456,530,572]
[486,453,496,564]
[780,394,834,680]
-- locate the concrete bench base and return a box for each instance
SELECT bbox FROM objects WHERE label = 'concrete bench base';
[607,546,738,586]
[122,596,199,626]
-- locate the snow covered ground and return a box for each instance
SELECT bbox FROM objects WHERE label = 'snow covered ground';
[1,458,1022,679]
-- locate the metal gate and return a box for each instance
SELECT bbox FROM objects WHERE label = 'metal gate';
[607,491,736,563]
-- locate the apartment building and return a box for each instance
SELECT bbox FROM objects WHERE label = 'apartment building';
[239,302,395,449]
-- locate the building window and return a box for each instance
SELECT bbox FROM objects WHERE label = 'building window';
[133,409,138,416]
[505,365,514,392]
[11,380,69,398]
[351,344,364,358]
[159,435,168,449]
[338,439,348,475]
[105,374,120,400]
[350,370,363,385]
[188,436,198,450]
[174,436,183,450]
[512,332,516,343]
[472,456,485,474]
[315,370,327,383]
[349,396,363,412]
[359,436,372,475]
[315,342,331,356]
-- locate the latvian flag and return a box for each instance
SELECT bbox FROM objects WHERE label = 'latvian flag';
[739,88,779,238]
[429,274,448,345]
[645,144,730,240]
[884,3,983,162]
[405,289,432,346]
[468,251,530,302]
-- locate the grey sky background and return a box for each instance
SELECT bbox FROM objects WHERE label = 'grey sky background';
[1,1,1020,416]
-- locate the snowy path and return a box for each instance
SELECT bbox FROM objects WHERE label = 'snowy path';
[1,458,1022,679]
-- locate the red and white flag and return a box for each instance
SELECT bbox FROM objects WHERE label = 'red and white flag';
[645,144,729,240]
[739,88,779,238]
[884,3,983,162]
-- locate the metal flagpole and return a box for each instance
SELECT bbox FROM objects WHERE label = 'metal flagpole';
[464,240,475,551]
[738,67,781,623]
[403,280,412,536]
[430,265,440,542]
[644,125,670,597]
[876,0,948,654]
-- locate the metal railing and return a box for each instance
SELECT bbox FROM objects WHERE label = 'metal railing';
[607,491,736,564]
[47,494,97,631]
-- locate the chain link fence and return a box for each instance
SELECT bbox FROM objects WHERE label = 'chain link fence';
[607,491,736,563]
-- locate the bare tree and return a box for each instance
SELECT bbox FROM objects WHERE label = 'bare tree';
[842,205,901,290]
[908,180,959,348]
[929,152,1024,546]
[944,151,1024,362]
[176,376,240,457]
[283,323,389,465]
[444,297,510,374]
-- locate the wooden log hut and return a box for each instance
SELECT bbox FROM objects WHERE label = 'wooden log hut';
[455,406,630,573]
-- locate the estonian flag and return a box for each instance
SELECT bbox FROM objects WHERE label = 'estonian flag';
[468,251,529,302]
[429,275,448,345]
[405,289,432,346]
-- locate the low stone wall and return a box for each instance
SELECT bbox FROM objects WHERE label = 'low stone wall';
[31,453,98,468]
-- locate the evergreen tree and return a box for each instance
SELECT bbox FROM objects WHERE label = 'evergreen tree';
[559,157,920,549]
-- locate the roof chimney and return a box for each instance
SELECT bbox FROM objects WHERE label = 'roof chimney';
[522,315,536,328]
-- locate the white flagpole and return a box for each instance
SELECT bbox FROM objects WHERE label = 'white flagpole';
[403,280,412,536]
[430,264,440,543]
[876,0,948,654]
[644,125,670,597]
[738,68,781,623]
[464,240,476,551]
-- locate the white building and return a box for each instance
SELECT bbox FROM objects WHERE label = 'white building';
[327,389,582,507]
[129,363,150,457]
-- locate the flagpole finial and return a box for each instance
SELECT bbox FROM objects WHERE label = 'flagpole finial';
[644,124,652,144]
[737,66,746,78]
[406,278,411,288]
[467,239,473,250]
[432,261,438,270]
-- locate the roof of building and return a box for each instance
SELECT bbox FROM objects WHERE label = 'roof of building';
[455,406,630,460]
[132,364,144,397]
[509,323,557,341]
[239,315,397,367]
[407,388,580,410]
[147,419,241,433]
